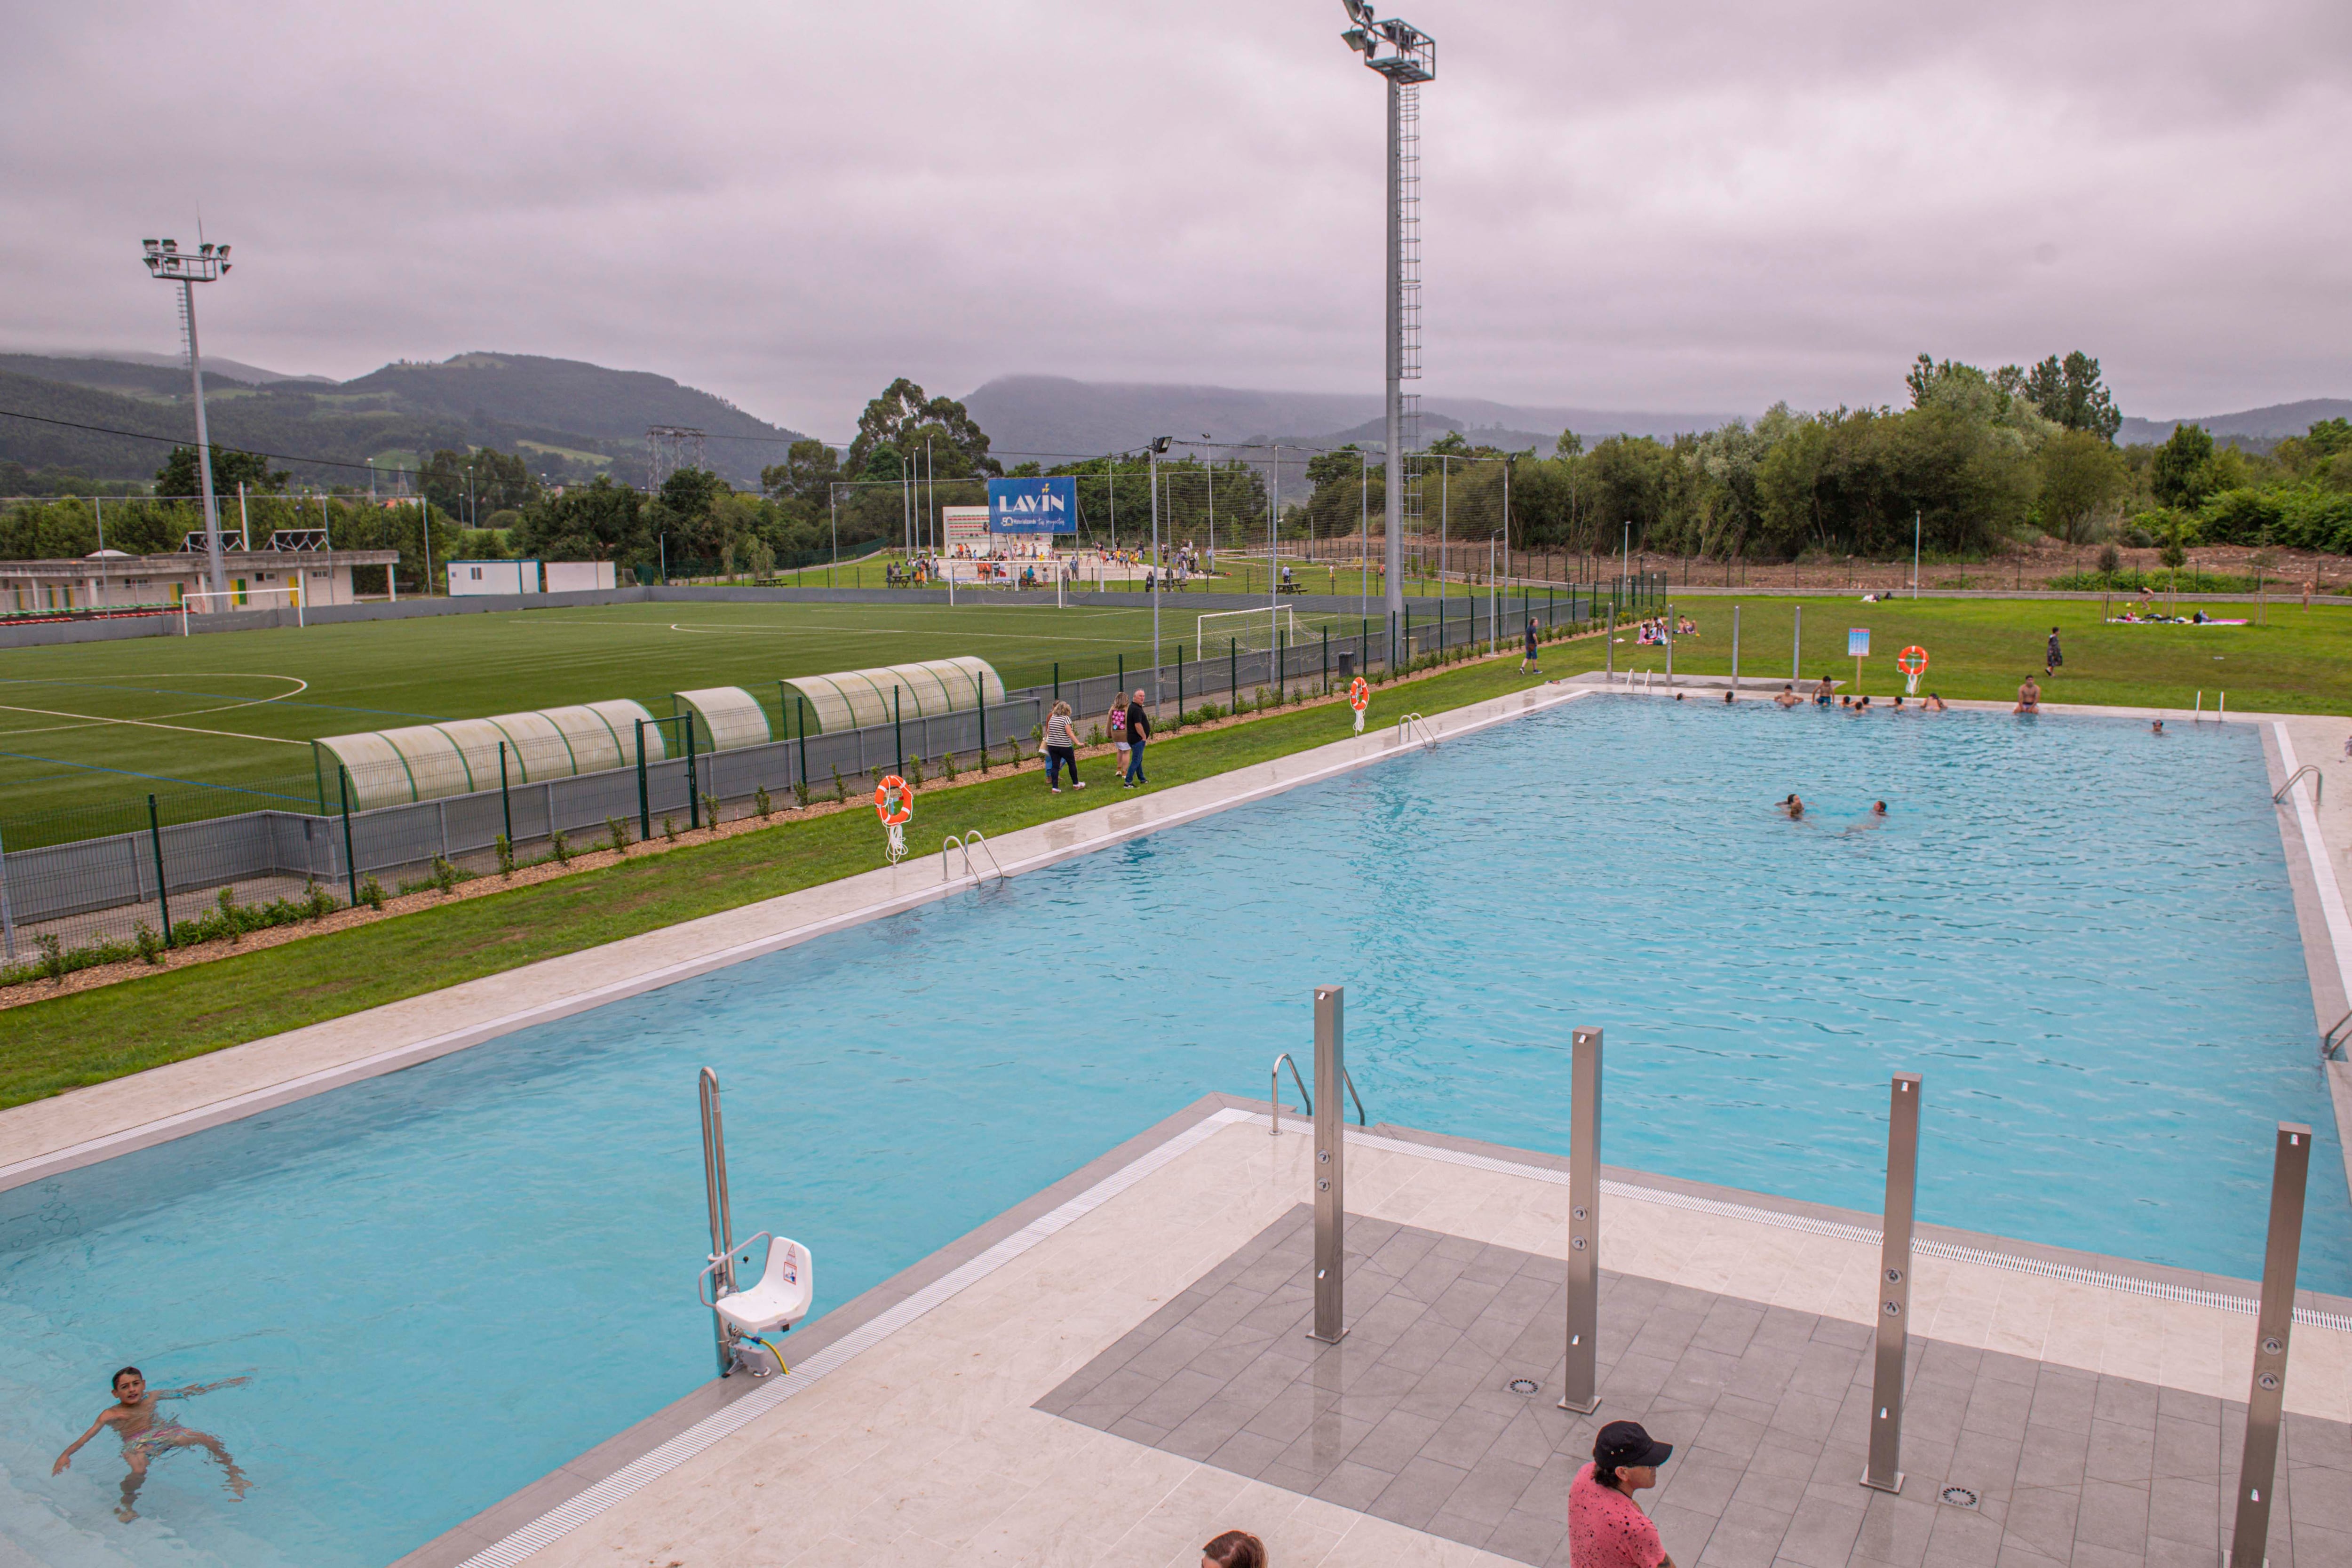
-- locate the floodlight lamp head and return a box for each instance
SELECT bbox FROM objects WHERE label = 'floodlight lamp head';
[1149,436,1172,454]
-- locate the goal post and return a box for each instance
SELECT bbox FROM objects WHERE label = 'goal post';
[180,585,304,632]
[1195,605,1306,653]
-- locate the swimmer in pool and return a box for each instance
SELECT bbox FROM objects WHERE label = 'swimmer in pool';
[1775,684,1801,708]
[1722,688,1735,703]
[1781,794,1804,820]
[54,1367,250,1521]
[2151,718,2165,735]
[1923,693,1947,712]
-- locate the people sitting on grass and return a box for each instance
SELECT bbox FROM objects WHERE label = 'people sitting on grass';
[1676,614,1696,636]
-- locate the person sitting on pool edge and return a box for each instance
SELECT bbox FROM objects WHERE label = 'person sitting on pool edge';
[54,1367,250,1522]
[2015,675,2042,714]
[1813,675,1835,706]
[1568,1419,1678,1568]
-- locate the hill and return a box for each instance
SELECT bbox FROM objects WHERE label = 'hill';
[2118,398,2352,451]
[958,374,1738,461]
[0,352,809,490]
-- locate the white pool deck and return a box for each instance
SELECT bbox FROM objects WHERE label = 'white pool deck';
[6,677,2352,1568]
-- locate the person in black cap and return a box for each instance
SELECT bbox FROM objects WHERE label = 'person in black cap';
[1566,1419,1676,1568]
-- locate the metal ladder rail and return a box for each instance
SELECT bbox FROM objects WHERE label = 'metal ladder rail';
[2275,765,2323,808]
[1269,1051,1368,1136]
[941,829,1008,885]
[2324,1010,2351,1064]
[1394,711,1437,750]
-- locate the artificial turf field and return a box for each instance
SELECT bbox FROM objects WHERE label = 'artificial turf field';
[3,589,2349,828]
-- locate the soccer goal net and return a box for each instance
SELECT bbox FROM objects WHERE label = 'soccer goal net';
[1195,605,1312,653]
[181,586,305,629]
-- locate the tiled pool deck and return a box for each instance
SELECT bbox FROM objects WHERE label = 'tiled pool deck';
[405,1102,2352,1568]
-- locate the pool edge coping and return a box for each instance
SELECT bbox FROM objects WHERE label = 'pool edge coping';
[0,682,1588,1196]
[398,1096,2352,1568]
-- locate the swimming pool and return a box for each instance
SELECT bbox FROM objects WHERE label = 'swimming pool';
[2,696,2342,1565]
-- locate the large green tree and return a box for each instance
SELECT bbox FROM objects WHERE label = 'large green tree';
[2149,423,2216,508]
[154,444,286,498]
[761,438,841,508]
[845,378,1001,480]
[2023,352,2122,442]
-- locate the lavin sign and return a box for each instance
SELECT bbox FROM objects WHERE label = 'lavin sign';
[986,476,1077,534]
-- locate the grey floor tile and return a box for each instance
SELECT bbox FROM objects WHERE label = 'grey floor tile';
[2157,1387,2221,1429]
[2017,1420,2091,1488]
[2001,1483,2083,1558]
[2094,1376,2161,1431]
[1693,1500,1795,1568]
[1205,1426,1291,1480]
[1367,1454,1473,1531]
[2026,1368,2098,1431]
[1853,1489,1941,1568]
[1126,1366,1228,1431]
[2075,1477,2153,1552]
[2288,1462,2352,1534]
[1922,1504,2006,1568]
[2144,1477,2221,1548]
[2292,1521,2352,1568]
[1309,1457,1393,1512]
[1423,1402,1514,1470]
[1349,1408,1444,1474]
[2086,1417,2158,1487]
[1486,1508,1568,1568]
[1442,1454,1543,1530]
[1648,1500,1719,1562]
[2068,1543,2148,1568]
[1964,1377,2038,1434]
[1773,1493,1868,1568]
[1656,1456,1745,1518]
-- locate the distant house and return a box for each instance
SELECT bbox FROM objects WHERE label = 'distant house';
[0,536,402,613]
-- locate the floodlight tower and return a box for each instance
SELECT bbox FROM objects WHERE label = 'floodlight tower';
[1338,0,1433,623]
[142,237,233,597]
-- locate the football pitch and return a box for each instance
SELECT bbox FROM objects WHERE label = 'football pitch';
[0,598,1365,825]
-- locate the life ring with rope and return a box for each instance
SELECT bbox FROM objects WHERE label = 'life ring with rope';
[1897,646,1928,676]
[1348,677,1371,712]
[874,774,914,826]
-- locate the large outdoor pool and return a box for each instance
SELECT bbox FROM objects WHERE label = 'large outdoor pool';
[2,695,2341,1566]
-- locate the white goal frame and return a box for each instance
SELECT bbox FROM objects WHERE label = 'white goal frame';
[181,585,304,632]
[1195,605,1306,654]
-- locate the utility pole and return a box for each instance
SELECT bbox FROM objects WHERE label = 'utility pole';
[1149,437,1169,704]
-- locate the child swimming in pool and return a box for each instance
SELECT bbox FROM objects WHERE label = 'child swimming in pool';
[54,1366,250,1521]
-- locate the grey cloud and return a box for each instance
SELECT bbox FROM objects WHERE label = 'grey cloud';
[1,0,2343,436]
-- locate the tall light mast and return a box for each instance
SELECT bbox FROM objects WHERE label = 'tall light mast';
[1338,1,1433,622]
[142,237,233,597]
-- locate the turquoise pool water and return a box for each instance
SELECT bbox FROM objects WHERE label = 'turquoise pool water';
[2,696,2342,1565]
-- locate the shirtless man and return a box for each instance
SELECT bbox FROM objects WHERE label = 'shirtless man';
[1774,683,1802,708]
[2015,676,2042,714]
[1813,675,1836,707]
[54,1366,250,1520]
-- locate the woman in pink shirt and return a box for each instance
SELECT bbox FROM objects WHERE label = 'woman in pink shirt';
[1568,1420,1677,1568]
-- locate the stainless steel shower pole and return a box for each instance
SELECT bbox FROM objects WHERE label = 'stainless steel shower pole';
[699,1067,737,1377]
[1310,985,1348,1343]
[1561,1026,1603,1413]
[2229,1122,2312,1564]
[1862,1073,1921,1492]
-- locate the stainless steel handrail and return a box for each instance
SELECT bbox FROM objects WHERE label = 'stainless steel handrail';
[698,1067,735,1376]
[1343,1066,1367,1126]
[2275,765,2323,808]
[1271,1051,1312,1137]
[1394,712,1436,750]
[940,831,1006,884]
[2324,1010,2351,1063]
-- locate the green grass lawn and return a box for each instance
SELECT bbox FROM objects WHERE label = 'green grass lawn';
[1611,595,2352,714]
[0,655,1553,1109]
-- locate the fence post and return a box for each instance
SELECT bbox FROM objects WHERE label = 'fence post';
[1863,1073,1922,1493]
[2229,1122,2312,1565]
[1118,652,1125,696]
[1561,1025,1603,1412]
[892,686,903,776]
[1322,628,1329,692]
[1793,604,1803,682]
[0,824,16,963]
[499,741,513,847]
[685,711,700,829]
[339,767,359,908]
[1176,643,1184,725]
[1732,604,1741,690]
[1053,661,1059,703]
[147,793,173,946]
[795,696,809,798]
[1230,638,1238,706]
[1277,632,1286,701]
[1310,983,1348,1343]
[636,720,652,839]
[978,683,988,760]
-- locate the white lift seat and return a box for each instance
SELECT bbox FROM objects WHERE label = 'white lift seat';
[712,1236,814,1337]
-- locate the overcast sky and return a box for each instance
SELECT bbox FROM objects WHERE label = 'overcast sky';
[4,0,2346,436]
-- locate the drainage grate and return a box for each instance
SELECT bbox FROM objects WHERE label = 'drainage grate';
[1508,1378,1541,1395]
[1939,1486,1980,1510]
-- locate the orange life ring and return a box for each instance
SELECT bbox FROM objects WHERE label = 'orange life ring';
[874,774,914,826]
[1897,645,1928,675]
[1348,677,1371,712]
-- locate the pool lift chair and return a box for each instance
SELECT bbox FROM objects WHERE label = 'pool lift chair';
[696,1067,815,1378]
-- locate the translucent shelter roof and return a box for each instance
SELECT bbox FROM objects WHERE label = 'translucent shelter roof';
[779,657,1004,735]
[314,698,663,811]
[673,687,773,752]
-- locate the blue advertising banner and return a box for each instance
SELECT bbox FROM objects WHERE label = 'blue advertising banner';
[987,476,1078,534]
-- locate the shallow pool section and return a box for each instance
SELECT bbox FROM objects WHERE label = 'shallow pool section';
[2,698,2341,1565]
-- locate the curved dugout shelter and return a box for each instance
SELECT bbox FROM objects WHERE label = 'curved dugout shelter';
[314,699,664,811]
[780,657,1005,734]
[672,687,773,751]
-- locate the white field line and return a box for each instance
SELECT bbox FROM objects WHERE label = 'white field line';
[0,703,311,746]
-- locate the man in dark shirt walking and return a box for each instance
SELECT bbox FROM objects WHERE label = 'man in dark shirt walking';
[1123,689,1151,786]
[2044,626,2063,676]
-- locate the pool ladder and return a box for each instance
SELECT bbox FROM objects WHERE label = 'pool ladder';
[2323,1011,2351,1064]
[1268,1050,1366,1137]
[940,831,1007,886]
[2274,766,2323,808]
[1393,712,1438,751]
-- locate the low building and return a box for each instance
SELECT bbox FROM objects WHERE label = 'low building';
[448,559,542,596]
[0,539,403,613]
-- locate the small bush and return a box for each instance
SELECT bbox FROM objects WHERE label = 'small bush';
[37,932,65,983]
[830,766,847,804]
[790,777,810,808]
[906,757,925,787]
[359,876,388,911]
[431,856,461,894]
[941,750,959,780]
[303,880,338,921]
[755,784,772,818]
[550,831,571,866]
[496,834,516,877]
[1087,724,1104,747]
[699,792,719,827]
[606,815,630,854]
[2097,543,2122,575]
[663,815,679,843]
[135,921,164,964]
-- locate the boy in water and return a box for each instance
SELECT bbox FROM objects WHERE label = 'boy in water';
[54,1366,250,1521]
